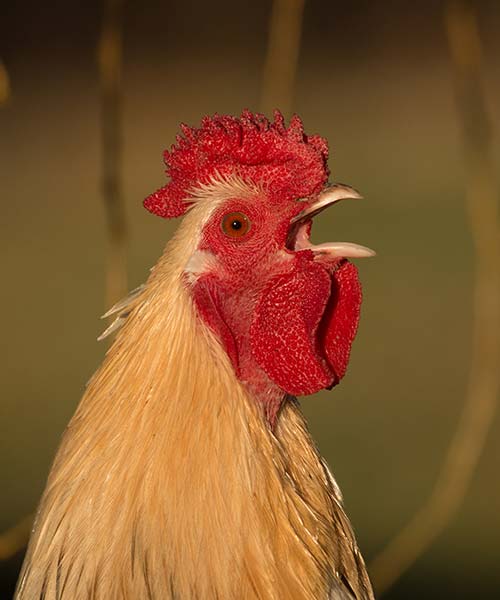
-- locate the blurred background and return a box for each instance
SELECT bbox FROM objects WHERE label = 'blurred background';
[1,0,499,598]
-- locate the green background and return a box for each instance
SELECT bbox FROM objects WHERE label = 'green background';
[1,1,499,597]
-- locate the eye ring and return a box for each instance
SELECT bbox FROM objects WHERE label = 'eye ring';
[221,212,251,239]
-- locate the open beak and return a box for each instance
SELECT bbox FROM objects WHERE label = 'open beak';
[289,183,376,259]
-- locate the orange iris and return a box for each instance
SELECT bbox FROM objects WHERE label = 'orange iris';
[221,212,251,238]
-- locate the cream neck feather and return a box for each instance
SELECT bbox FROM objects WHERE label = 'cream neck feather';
[17,209,372,600]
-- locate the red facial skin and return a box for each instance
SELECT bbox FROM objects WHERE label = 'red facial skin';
[191,195,362,425]
[144,111,361,424]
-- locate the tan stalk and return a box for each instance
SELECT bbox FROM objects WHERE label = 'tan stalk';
[260,0,305,118]
[0,59,11,105]
[0,0,129,564]
[99,0,127,308]
[0,515,33,561]
[369,1,500,594]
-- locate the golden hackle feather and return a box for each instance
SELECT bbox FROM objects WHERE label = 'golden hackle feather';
[16,182,374,599]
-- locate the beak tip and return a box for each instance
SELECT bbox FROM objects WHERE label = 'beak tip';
[322,183,364,205]
[328,182,363,198]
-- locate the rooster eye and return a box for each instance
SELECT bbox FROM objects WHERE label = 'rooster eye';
[221,212,251,239]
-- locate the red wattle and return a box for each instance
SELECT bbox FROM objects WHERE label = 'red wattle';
[319,261,362,384]
[250,256,335,396]
[193,257,362,398]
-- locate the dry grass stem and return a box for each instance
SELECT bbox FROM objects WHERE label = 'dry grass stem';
[369,1,500,594]
[260,0,305,118]
[0,59,11,105]
[0,514,33,561]
[99,0,127,308]
[0,1,129,564]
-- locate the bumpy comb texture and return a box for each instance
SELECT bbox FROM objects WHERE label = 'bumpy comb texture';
[144,110,329,218]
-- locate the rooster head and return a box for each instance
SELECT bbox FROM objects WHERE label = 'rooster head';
[145,110,374,420]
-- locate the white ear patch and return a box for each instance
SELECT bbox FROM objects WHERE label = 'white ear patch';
[184,250,218,283]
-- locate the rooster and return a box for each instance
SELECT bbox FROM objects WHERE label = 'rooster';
[16,110,375,599]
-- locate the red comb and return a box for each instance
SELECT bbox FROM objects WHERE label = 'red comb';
[144,109,330,218]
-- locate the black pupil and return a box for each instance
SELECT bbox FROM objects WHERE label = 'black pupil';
[231,219,243,230]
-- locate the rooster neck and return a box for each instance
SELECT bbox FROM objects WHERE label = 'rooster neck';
[17,221,372,600]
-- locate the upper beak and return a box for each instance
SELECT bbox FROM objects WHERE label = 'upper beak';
[291,183,363,223]
[290,183,376,259]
